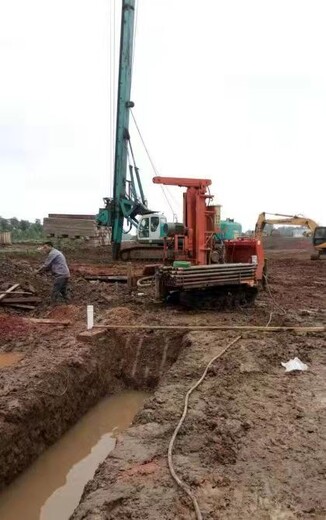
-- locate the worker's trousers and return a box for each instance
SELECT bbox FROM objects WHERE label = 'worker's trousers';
[52,276,70,303]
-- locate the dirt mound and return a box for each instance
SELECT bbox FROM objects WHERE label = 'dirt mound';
[101,306,136,324]
[0,258,120,313]
[70,264,125,276]
[0,258,50,302]
[46,305,82,321]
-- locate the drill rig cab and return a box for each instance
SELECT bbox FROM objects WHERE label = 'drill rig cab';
[137,213,167,243]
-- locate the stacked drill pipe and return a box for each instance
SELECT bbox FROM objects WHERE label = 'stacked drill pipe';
[159,263,257,289]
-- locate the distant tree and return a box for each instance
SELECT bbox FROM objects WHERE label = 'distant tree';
[0,217,10,231]
[9,217,19,229]
[33,219,43,233]
[0,217,44,241]
[19,220,31,231]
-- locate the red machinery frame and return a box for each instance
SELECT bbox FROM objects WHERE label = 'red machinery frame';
[153,176,265,295]
[153,176,218,265]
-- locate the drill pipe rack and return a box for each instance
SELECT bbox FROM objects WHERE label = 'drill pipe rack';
[156,263,257,291]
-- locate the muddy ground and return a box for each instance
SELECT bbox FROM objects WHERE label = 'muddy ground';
[0,239,325,519]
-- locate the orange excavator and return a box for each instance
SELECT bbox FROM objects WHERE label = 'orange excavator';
[152,177,265,305]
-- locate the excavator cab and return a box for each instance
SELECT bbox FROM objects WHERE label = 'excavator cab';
[311,227,326,259]
[137,213,167,244]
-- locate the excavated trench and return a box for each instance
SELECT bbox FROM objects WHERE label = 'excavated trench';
[0,391,148,520]
[0,329,185,518]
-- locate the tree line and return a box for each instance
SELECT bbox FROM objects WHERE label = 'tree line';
[0,217,44,241]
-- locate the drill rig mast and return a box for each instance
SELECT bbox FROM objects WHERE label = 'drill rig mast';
[97,0,153,260]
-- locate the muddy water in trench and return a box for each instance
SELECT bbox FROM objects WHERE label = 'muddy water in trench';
[0,390,148,520]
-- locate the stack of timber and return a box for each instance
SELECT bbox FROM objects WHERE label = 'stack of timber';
[43,214,111,245]
[0,284,41,310]
[0,232,12,245]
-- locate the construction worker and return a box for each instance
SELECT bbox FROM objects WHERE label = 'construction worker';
[213,234,225,264]
[37,241,70,302]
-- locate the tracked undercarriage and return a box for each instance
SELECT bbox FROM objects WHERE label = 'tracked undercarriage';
[166,285,258,309]
[119,244,165,261]
[119,242,180,261]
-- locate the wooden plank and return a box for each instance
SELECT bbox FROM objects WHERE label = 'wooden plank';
[1,297,41,304]
[29,318,71,326]
[43,217,98,238]
[127,262,133,292]
[0,284,20,302]
[7,304,36,310]
[94,324,326,332]
[77,329,107,342]
[84,275,127,283]
[43,219,97,232]
[48,214,95,220]
[0,291,33,296]
[44,218,96,228]
[44,221,96,230]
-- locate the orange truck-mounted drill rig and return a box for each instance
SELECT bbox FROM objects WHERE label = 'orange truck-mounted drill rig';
[152,176,265,305]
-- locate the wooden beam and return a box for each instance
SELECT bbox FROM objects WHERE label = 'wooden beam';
[127,262,133,292]
[48,214,95,220]
[0,291,33,296]
[1,297,41,304]
[94,324,326,333]
[28,318,71,326]
[77,329,107,342]
[0,284,20,302]
[8,304,36,310]
[84,275,127,283]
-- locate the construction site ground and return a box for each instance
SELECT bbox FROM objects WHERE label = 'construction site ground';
[0,237,325,519]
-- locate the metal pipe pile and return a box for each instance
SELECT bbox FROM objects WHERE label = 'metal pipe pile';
[160,263,257,289]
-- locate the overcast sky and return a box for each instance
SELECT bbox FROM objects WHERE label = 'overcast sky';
[0,0,326,230]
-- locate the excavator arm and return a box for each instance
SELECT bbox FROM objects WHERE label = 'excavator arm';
[255,213,318,238]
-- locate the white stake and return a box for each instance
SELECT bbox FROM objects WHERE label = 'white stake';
[87,305,94,330]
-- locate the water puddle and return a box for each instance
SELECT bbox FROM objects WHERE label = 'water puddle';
[0,352,24,368]
[0,390,148,520]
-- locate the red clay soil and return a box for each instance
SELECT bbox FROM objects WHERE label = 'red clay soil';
[263,255,326,313]
[72,330,326,520]
[71,249,326,520]
[0,256,134,318]
[0,242,325,519]
[0,315,30,341]
[69,263,144,277]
